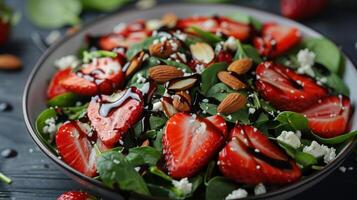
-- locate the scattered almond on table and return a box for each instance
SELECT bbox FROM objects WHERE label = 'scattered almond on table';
[0,54,22,70]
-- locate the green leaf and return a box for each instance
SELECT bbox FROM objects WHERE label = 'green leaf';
[311,130,357,145]
[205,177,238,200]
[200,62,227,95]
[35,108,57,142]
[315,70,349,96]
[149,115,167,130]
[149,166,173,181]
[26,0,81,28]
[82,50,117,63]
[126,146,161,166]
[204,161,215,186]
[153,129,164,152]
[199,102,250,124]
[228,12,262,31]
[206,83,235,101]
[302,38,342,74]
[96,151,150,195]
[47,92,81,107]
[188,26,223,44]
[275,111,309,132]
[234,41,262,64]
[80,0,130,12]
[126,37,158,60]
[62,103,88,120]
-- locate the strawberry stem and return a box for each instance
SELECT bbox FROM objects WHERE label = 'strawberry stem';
[0,172,12,184]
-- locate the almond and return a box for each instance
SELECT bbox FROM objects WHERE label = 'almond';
[161,97,178,117]
[190,42,214,64]
[161,13,178,28]
[217,93,247,114]
[167,75,198,91]
[172,91,192,112]
[149,40,180,58]
[228,58,253,75]
[125,51,145,77]
[149,65,184,83]
[141,139,150,147]
[217,71,246,90]
[0,54,22,70]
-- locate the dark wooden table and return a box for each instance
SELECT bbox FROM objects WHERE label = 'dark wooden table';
[0,0,356,199]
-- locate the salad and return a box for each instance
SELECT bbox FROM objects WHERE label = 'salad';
[36,13,356,200]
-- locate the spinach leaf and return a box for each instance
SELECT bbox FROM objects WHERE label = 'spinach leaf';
[302,38,342,74]
[204,161,215,186]
[82,50,117,63]
[233,40,262,64]
[149,166,173,181]
[199,102,250,124]
[35,108,57,142]
[126,146,161,166]
[149,115,167,130]
[80,0,130,12]
[188,26,223,44]
[311,130,357,145]
[26,0,81,28]
[206,83,235,101]
[228,12,262,30]
[96,151,150,195]
[275,111,309,132]
[47,92,82,107]
[205,177,238,200]
[200,62,227,95]
[153,129,164,152]
[126,37,157,60]
[275,140,318,167]
[159,58,193,73]
[315,70,349,96]
[62,103,88,120]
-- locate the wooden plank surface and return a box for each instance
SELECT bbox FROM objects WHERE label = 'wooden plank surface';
[0,0,356,199]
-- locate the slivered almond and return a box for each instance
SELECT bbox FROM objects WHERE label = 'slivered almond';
[141,139,150,147]
[172,91,192,112]
[190,42,214,64]
[0,54,22,70]
[228,58,253,75]
[161,13,178,28]
[167,75,198,91]
[161,97,178,117]
[217,93,247,114]
[217,71,246,90]
[125,51,145,77]
[149,65,184,83]
[149,40,180,58]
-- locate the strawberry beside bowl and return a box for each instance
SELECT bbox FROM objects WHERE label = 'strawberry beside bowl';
[23,4,357,200]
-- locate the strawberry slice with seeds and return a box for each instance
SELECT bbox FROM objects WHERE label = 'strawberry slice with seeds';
[56,121,97,177]
[253,23,301,57]
[302,95,351,138]
[177,16,251,41]
[47,68,72,99]
[163,113,225,178]
[256,61,327,112]
[57,191,93,200]
[219,124,301,185]
[206,115,228,138]
[87,87,144,147]
[60,57,125,96]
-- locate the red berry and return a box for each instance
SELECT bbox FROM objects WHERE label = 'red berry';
[47,68,72,99]
[281,0,327,20]
[57,191,92,200]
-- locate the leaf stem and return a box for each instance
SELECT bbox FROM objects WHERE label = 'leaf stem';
[0,172,12,184]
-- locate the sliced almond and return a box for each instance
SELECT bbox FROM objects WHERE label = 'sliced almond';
[161,97,178,117]
[149,40,180,58]
[141,139,150,147]
[167,75,198,91]
[217,93,247,114]
[217,71,246,90]
[149,65,184,83]
[161,13,178,28]
[125,51,146,77]
[172,91,192,112]
[176,91,192,105]
[228,58,253,75]
[190,42,214,64]
[0,54,22,70]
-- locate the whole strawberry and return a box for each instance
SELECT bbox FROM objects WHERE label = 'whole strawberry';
[57,191,95,200]
[0,0,14,46]
[280,0,328,20]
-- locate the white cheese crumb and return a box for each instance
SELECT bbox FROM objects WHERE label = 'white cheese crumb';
[46,30,61,45]
[113,23,126,33]
[303,141,336,164]
[54,55,80,70]
[136,73,147,84]
[195,64,205,74]
[174,30,187,41]
[146,19,162,30]
[202,19,217,29]
[248,107,256,114]
[225,188,248,200]
[227,115,232,120]
[152,101,163,112]
[172,178,192,196]
[277,131,301,149]
[339,166,346,173]
[254,183,266,195]
[202,98,209,103]
[297,48,315,77]
[224,36,237,51]
[42,117,57,135]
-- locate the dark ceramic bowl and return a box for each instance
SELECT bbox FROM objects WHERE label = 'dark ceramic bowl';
[23,3,357,200]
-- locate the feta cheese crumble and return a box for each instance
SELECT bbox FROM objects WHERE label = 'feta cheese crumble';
[136,73,147,84]
[172,178,192,196]
[195,64,205,74]
[277,130,301,149]
[297,48,315,77]
[303,141,336,164]
[225,188,248,200]
[223,36,238,51]
[248,107,256,114]
[152,101,163,112]
[254,183,267,195]
[42,117,57,135]
[54,55,80,70]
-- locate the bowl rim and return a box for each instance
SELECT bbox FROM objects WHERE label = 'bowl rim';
[22,2,357,199]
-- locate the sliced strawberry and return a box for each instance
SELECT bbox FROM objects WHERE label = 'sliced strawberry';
[206,115,228,138]
[163,113,225,178]
[57,191,92,200]
[47,68,72,99]
[219,124,301,185]
[60,57,125,96]
[302,95,351,138]
[253,23,301,57]
[256,61,327,112]
[281,0,327,20]
[177,16,251,41]
[216,50,233,64]
[56,121,97,177]
[87,87,144,147]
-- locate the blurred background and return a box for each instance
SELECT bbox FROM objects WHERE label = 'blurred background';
[0,0,356,199]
